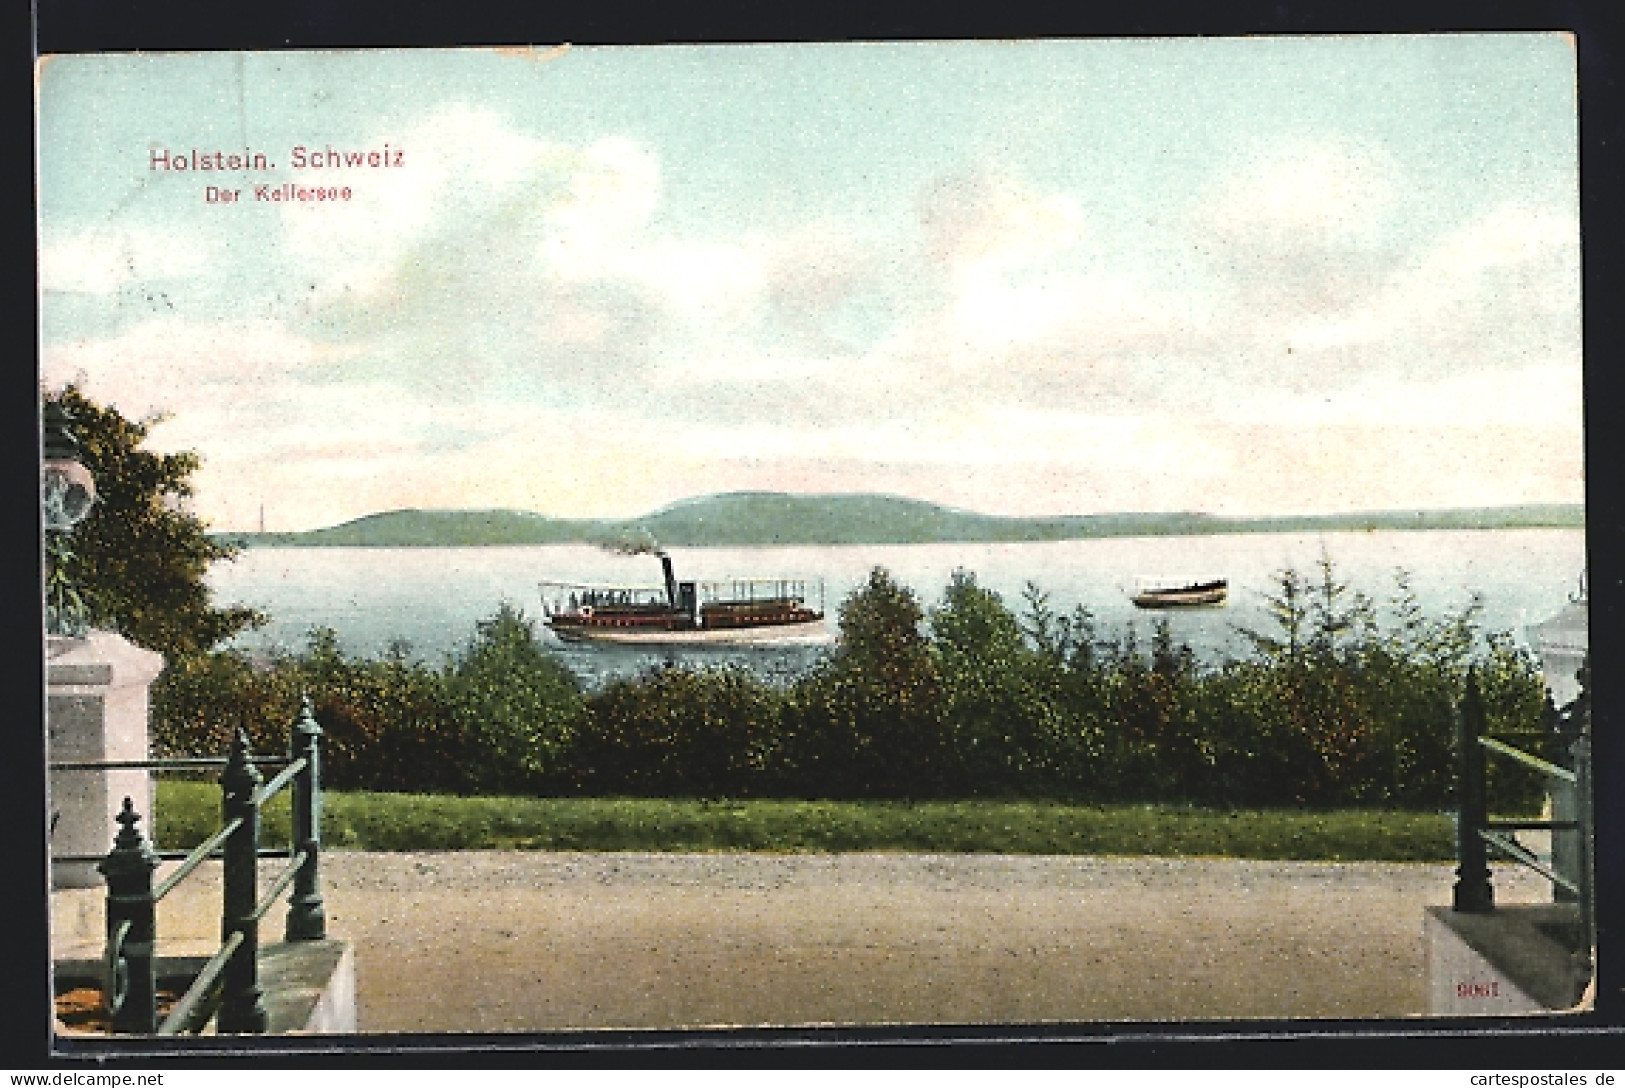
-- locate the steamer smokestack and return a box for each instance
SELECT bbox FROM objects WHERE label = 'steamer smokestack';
[659,551,678,608]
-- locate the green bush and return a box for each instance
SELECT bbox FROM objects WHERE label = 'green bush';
[149,646,295,761]
[577,665,785,796]
[293,628,458,791]
[153,605,583,795]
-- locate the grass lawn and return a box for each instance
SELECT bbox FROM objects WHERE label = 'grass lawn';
[151,780,1454,861]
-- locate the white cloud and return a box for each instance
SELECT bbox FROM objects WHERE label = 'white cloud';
[281,105,562,300]
[1208,143,1398,243]
[759,222,871,314]
[921,168,1088,271]
[949,268,1173,357]
[950,266,1074,349]
[1372,203,1577,334]
[276,113,781,393]
[541,141,770,332]
[542,136,664,274]
[617,239,765,331]
[1239,364,1582,430]
[40,227,212,294]
[897,167,1164,359]
[1270,201,1581,391]
[39,317,364,450]
[1189,420,1583,516]
[1188,142,1407,327]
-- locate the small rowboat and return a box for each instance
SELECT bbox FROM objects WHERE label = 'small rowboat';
[1130,578,1228,609]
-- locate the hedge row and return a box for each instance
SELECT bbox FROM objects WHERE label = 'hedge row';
[152,558,1552,809]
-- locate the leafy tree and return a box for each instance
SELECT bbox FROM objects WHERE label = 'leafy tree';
[1226,558,1546,808]
[1188,661,1293,807]
[784,567,945,796]
[149,553,1549,809]
[1090,624,1189,800]
[149,647,296,761]
[932,569,1027,661]
[42,386,262,656]
[1020,582,1067,664]
[444,604,583,793]
[1019,586,1110,795]
[1149,617,1199,685]
[930,569,1064,795]
[293,627,465,793]
[153,609,586,793]
[1233,559,1373,803]
[832,567,938,694]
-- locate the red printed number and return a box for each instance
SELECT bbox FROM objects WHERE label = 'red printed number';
[1456,981,1502,998]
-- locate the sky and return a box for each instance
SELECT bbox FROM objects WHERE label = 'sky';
[36,36,1582,532]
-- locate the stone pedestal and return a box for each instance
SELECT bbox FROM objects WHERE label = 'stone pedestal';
[1425,904,1592,1014]
[1528,593,1589,901]
[46,632,165,889]
[54,942,358,1035]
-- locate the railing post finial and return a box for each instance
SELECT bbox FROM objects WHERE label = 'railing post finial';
[98,797,159,1033]
[217,729,268,1033]
[223,728,259,798]
[286,694,327,941]
[298,692,321,733]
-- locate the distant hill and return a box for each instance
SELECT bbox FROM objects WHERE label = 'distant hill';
[219,492,1585,548]
[636,492,1222,545]
[237,508,614,547]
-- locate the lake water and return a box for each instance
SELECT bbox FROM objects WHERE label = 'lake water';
[209,529,1586,688]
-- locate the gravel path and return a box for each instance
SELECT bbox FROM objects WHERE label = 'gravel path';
[52,852,1551,1032]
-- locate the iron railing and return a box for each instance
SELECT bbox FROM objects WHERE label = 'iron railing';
[50,700,325,1034]
[1452,666,1593,981]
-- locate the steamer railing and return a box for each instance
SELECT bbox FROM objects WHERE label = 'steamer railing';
[50,700,325,1034]
[1452,666,1593,981]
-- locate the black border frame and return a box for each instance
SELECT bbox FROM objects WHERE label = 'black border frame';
[17,0,1625,1069]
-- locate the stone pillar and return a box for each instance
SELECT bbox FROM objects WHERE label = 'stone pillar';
[1529,593,1588,902]
[46,632,165,889]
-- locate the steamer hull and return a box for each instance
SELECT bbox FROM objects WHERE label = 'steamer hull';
[549,613,829,646]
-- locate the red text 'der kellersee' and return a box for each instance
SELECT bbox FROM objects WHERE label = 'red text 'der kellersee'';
[148,144,406,204]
